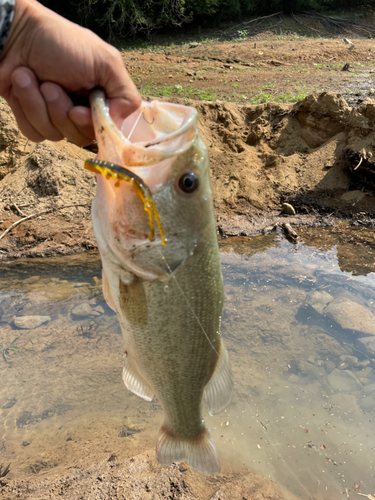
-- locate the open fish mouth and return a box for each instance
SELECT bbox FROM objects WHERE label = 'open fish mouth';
[88,88,198,169]
[85,89,199,248]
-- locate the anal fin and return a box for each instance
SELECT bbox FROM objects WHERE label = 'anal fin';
[122,354,154,401]
[204,344,234,416]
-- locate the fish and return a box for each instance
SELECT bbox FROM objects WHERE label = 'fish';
[86,89,234,474]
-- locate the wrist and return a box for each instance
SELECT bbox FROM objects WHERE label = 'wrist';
[2,0,42,59]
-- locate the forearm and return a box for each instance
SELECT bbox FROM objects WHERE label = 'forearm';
[1,0,49,63]
[0,0,15,56]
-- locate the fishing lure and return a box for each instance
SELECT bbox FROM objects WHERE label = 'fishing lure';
[84,158,166,245]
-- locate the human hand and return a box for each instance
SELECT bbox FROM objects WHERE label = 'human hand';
[0,0,141,146]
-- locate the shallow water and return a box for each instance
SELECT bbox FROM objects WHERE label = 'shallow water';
[0,231,375,500]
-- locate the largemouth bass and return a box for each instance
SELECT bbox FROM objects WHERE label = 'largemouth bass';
[87,90,233,474]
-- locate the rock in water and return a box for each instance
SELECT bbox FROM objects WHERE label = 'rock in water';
[71,303,93,318]
[306,290,333,315]
[324,299,375,336]
[356,337,375,357]
[327,369,362,393]
[338,355,358,369]
[13,315,51,329]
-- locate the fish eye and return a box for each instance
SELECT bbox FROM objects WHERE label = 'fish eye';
[177,170,199,194]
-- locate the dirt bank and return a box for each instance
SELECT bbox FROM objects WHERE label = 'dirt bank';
[0,91,375,258]
[0,452,287,500]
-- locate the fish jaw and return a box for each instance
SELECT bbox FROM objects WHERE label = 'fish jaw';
[90,90,214,280]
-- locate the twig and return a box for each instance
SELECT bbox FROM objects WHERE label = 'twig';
[12,203,28,217]
[0,203,90,242]
[0,463,10,478]
[354,156,363,171]
[301,10,375,37]
[291,10,321,33]
[222,12,282,35]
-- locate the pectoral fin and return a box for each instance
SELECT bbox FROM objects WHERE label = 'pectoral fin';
[122,354,154,401]
[204,345,234,416]
[102,269,116,312]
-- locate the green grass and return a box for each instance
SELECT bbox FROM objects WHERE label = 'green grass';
[140,84,217,101]
[1,338,22,363]
[249,91,307,105]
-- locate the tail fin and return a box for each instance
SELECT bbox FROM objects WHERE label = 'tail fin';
[156,425,220,474]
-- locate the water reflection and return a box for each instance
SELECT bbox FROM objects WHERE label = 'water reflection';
[0,232,374,500]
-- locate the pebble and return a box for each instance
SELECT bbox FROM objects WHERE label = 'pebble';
[13,315,51,329]
[356,360,371,368]
[306,290,333,315]
[338,355,358,369]
[71,303,93,318]
[359,377,370,385]
[327,368,363,393]
[281,203,296,215]
[324,299,375,336]
[93,305,105,315]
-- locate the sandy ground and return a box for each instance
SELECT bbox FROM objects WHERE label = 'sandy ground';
[1,89,375,258]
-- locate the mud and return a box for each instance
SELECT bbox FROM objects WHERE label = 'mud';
[1,91,375,257]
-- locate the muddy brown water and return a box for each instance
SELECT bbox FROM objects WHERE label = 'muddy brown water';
[0,231,375,500]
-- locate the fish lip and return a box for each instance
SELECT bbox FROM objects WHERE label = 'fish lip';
[90,89,198,167]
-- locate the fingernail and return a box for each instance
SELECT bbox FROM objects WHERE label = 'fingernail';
[13,70,31,88]
[41,85,59,102]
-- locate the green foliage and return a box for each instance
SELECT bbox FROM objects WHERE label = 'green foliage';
[39,0,375,39]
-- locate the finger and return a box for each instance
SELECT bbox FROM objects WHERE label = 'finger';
[108,97,141,128]
[40,83,94,147]
[8,93,44,143]
[98,46,142,119]
[68,106,95,142]
[12,67,64,142]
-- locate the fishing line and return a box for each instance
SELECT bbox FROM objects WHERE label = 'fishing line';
[157,249,219,356]
[127,110,143,141]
